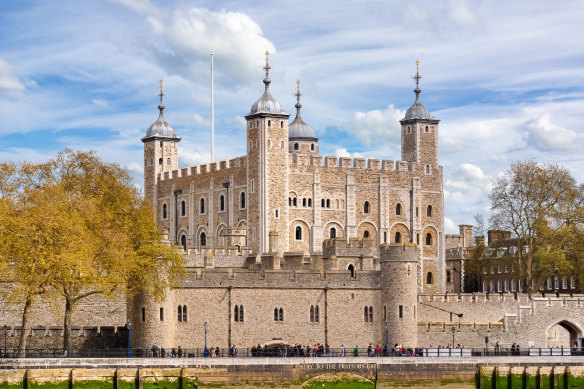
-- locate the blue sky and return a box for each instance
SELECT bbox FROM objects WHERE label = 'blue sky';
[1,0,584,234]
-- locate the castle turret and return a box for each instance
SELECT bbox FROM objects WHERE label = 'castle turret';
[380,244,419,349]
[244,52,290,254]
[399,61,439,167]
[142,81,181,215]
[289,80,319,156]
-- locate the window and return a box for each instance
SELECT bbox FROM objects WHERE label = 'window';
[294,143,299,150]
[446,271,451,283]
[384,231,387,243]
[504,280,509,292]
[364,306,373,323]
[289,197,292,206]
[314,305,319,322]
[295,226,302,240]
[311,144,314,151]
[293,197,297,207]
[427,205,432,217]
[330,228,336,239]
[570,276,576,289]
[497,280,502,292]
[200,232,207,246]
[302,198,306,207]
[181,200,186,216]
[511,280,516,292]
[160,307,164,321]
[497,266,501,274]
[182,305,187,322]
[162,203,168,219]
[490,280,494,292]
[416,207,419,217]
[141,307,145,322]
[310,306,315,322]
[348,264,355,278]
[178,306,182,322]
[239,305,243,322]
[364,201,370,214]
[369,306,373,323]
[181,234,187,251]
[200,198,205,214]
[504,265,509,273]
[426,272,433,285]
[235,306,239,322]
[267,140,271,148]
[425,233,432,245]
[326,199,330,208]
[399,305,403,319]
[220,195,225,211]
[416,233,420,245]
[268,120,271,127]
[384,306,387,320]
[425,165,430,174]
[159,158,162,165]
[167,158,171,165]
[274,308,283,321]
[395,232,401,243]
[240,192,246,208]
[251,179,254,193]
[321,199,325,207]
[396,203,401,215]
[280,121,284,127]
[308,199,312,207]
[363,230,370,238]
[554,275,559,289]
[275,209,279,218]
[280,141,284,149]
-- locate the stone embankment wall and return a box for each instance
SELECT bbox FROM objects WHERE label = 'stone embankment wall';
[1,357,584,388]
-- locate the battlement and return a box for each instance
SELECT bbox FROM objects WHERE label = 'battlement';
[322,237,376,259]
[379,243,418,262]
[287,154,422,172]
[158,156,247,181]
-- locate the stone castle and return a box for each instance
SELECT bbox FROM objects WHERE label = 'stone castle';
[1,57,583,352]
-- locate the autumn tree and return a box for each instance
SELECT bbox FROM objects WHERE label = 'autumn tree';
[0,150,185,353]
[488,160,583,297]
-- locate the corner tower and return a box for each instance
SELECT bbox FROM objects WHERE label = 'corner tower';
[400,61,440,167]
[142,81,181,212]
[244,52,290,254]
[289,80,319,156]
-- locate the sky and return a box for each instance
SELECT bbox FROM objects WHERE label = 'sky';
[1,0,584,234]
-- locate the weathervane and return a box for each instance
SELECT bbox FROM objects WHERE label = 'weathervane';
[411,60,422,91]
[264,51,271,78]
[294,79,302,104]
[158,79,166,104]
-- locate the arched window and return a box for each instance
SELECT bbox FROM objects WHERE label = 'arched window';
[182,305,187,322]
[295,226,302,240]
[314,305,319,322]
[311,144,314,151]
[310,306,314,322]
[321,199,325,207]
[289,197,292,206]
[200,232,207,246]
[426,233,432,245]
[220,195,225,211]
[240,192,246,208]
[159,158,163,165]
[369,306,373,323]
[181,234,187,251]
[425,165,430,174]
[239,305,244,322]
[166,158,171,165]
[302,198,306,207]
[395,231,401,243]
[279,308,284,321]
[181,200,186,216]
[396,203,401,215]
[280,121,283,127]
[178,306,182,322]
[274,308,278,321]
[308,199,312,207]
[326,199,330,208]
[162,203,167,219]
[234,306,239,322]
[294,143,299,150]
[384,231,387,243]
[364,201,370,214]
[200,198,205,214]
[293,197,297,207]
[427,205,432,217]
[330,227,336,239]
[363,230,370,238]
[426,272,433,285]
[364,306,368,322]
[268,120,271,127]
[348,264,355,278]
[446,271,451,283]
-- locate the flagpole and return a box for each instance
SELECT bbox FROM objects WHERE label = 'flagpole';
[210,52,214,162]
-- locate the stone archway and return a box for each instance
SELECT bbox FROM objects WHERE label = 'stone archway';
[545,319,584,349]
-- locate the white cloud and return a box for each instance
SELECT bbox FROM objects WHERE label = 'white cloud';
[0,59,26,98]
[343,104,405,146]
[444,217,458,234]
[92,98,109,108]
[522,113,584,151]
[334,148,364,159]
[448,0,476,27]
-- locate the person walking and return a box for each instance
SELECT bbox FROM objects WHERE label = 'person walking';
[353,345,359,357]
[340,345,345,357]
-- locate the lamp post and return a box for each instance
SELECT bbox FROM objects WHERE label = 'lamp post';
[385,322,389,356]
[204,322,208,358]
[126,322,131,358]
[3,325,7,358]
[451,326,455,348]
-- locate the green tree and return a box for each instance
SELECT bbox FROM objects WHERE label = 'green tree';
[488,160,583,297]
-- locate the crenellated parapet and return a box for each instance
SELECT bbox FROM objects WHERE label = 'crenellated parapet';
[158,156,247,182]
[322,237,376,259]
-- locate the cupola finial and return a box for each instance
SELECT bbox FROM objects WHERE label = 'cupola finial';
[411,60,422,100]
[158,79,166,111]
[294,79,303,111]
[263,51,271,90]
